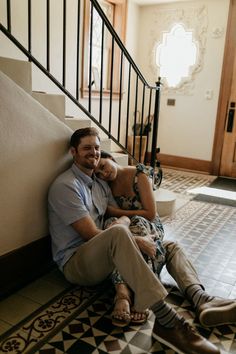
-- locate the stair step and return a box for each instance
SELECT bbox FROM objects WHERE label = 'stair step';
[153,188,176,217]
[32,91,65,121]
[110,152,128,166]
[65,116,91,130]
[0,56,32,94]
[0,56,128,167]
[100,138,111,152]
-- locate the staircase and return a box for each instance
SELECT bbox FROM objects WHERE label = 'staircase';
[0,55,128,165]
[0,55,176,217]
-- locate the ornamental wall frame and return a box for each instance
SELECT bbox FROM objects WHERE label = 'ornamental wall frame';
[148,5,208,95]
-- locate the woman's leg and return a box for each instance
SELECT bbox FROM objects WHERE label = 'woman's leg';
[163,240,202,293]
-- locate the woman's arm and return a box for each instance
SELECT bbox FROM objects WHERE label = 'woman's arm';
[107,173,156,221]
[137,172,157,220]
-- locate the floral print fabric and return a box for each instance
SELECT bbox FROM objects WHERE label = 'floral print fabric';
[106,164,166,283]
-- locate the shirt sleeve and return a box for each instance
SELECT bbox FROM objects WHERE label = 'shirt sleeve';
[49,180,89,226]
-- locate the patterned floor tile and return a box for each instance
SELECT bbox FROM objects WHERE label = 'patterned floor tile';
[37,288,236,353]
[0,286,108,353]
[161,169,215,195]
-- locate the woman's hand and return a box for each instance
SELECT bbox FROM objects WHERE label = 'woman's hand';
[106,216,130,228]
[135,235,156,258]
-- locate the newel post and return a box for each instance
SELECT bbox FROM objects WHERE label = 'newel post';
[150,77,161,168]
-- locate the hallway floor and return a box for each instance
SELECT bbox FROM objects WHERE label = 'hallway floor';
[0,169,236,354]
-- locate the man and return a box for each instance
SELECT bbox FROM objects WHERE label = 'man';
[48,127,236,354]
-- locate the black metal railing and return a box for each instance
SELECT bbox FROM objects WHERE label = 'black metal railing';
[0,0,161,168]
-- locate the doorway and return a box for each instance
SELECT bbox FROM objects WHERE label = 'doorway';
[212,0,236,177]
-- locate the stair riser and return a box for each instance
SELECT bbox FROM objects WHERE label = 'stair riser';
[32,92,65,121]
[65,118,91,130]
[0,56,32,94]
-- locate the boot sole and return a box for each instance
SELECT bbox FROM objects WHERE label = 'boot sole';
[199,302,236,327]
[152,331,185,354]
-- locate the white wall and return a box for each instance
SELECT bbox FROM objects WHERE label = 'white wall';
[136,0,230,161]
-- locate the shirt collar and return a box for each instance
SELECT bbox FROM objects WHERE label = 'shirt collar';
[71,163,97,188]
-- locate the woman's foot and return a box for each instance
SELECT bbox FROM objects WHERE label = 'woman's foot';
[112,296,131,327]
[130,308,149,325]
[112,284,132,327]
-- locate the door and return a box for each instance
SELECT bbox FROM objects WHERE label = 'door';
[212,0,236,177]
[220,50,236,177]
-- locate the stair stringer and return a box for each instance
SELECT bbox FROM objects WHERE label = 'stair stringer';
[0,70,73,257]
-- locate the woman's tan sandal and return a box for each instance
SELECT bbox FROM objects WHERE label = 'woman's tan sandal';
[112,294,131,327]
[130,308,149,325]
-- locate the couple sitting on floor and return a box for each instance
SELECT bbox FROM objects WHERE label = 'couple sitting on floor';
[48,127,236,354]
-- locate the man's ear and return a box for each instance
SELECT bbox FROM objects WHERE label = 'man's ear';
[70,147,76,157]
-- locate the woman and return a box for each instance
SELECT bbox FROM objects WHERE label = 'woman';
[95,151,166,327]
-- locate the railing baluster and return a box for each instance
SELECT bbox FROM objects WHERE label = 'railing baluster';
[139,83,145,161]
[46,0,50,71]
[76,0,80,100]
[88,1,93,113]
[6,0,11,32]
[62,0,66,87]
[28,0,31,61]
[125,62,131,149]
[151,79,161,168]
[99,20,105,124]
[145,88,153,164]
[132,73,139,158]
[117,50,123,142]
[108,36,114,134]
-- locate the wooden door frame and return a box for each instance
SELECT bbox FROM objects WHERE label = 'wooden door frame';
[212,0,236,175]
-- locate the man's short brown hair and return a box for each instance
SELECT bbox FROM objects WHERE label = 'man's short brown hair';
[70,127,100,149]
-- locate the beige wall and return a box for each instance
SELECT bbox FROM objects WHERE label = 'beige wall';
[0,71,72,256]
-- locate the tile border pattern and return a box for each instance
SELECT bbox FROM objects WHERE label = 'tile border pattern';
[0,284,108,353]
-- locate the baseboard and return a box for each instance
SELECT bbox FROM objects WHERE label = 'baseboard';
[0,235,55,299]
[147,152,212,174]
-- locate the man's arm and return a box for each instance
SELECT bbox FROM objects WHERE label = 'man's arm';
[71,215,130,241]
[71,215,102,241]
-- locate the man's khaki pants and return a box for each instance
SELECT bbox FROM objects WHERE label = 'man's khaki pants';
[64,224,201,311]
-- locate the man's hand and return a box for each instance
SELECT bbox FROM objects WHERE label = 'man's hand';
[134,235,156,258]
[106,216,130,228]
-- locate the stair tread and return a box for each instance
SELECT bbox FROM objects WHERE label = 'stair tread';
[32,91,64,97]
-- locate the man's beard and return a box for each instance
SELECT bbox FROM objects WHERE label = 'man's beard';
[83,155,99,169]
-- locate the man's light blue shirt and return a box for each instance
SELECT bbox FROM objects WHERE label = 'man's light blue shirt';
[48,163,117,271]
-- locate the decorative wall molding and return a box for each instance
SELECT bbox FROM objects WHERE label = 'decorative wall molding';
[211,27,224,39]
[148,5,208,95]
